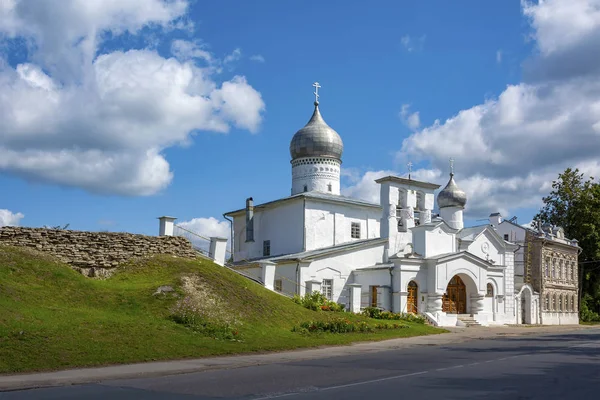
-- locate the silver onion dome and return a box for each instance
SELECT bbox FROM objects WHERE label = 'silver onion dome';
[437,173,467,209]
[290,102,344,160]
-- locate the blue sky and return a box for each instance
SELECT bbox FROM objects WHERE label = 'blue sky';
[1,0,598,238]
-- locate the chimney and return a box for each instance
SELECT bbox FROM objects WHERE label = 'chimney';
[245,197,254,242]
[488,212,502,226]
[158,216,177,236]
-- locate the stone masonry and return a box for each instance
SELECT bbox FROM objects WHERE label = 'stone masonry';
[0,227,198,278]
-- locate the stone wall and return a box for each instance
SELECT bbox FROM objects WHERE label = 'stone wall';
[0,227,198,277]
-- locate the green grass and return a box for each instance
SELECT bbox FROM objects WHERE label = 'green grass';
[0,245,446,374]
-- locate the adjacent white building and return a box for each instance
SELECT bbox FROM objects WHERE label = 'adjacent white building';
[223,94,580,327]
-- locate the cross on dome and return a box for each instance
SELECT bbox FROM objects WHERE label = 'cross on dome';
[407,161,413,179]
[312,82,321,104]
[449,157,455,175]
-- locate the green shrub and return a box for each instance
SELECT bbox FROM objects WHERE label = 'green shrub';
[361,307,425,324]
[292,291,345,312]
[292,317,408,334]
[580,294,600,322]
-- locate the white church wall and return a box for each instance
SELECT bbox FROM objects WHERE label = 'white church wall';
[468,231,504,265]
[424,229,454,257]
[396,264,428,314]
[304,200,381,251]
[352,268,391,309]
[494,221,527,279]
[274,263,300,296]
[232,199,304,262]
[306,243,386,305]
[413,227,454,258]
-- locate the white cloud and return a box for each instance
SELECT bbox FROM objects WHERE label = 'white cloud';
[250,54,265,63]
[388,0,600,219]
[400,34,426,52]
[0,209,24,227]
[223,48,242,65]
[175,217,231,253]
[496,49,503,63]
[0,0,265,196]
[399,104,421,130]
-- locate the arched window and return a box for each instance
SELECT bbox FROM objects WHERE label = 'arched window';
[572,294,577,312]
[486,283,494,297]
[397,218,404,232]
[552,293,556,311]
[545,293,550,311]
[416,191,425,210]
[571,262,575,281]
[558,294,563,311]
[545,257,550,277]
[303,185,308,192]
[552,259,556,279]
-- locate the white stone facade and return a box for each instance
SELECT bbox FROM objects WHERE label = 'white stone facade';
[291,157,341,196]
[223,99,580,327]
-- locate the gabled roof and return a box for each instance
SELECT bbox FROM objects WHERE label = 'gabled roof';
[457,224,488,241]
[458,224,519,251]
[224,192,381,216]
[426,250,506,270]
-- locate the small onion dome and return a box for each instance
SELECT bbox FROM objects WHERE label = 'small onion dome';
[289,102,344,161]
[437,173,467,209]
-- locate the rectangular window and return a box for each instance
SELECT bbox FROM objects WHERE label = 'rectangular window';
[322,279,333,300]
[503,234,509,241]
[263,240,271,256]
[351,222,361,239]
[274,279,282,292]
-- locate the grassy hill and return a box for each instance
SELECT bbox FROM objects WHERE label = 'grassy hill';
[0,245,445,374]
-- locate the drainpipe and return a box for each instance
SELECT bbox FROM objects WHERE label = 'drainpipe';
[389,266,394,312]
[223,213,234,262]
[295,261,300,296]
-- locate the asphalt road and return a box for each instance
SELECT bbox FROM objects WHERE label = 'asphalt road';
[2,328,599,400]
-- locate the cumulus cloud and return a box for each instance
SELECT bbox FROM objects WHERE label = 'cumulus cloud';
[348,0,600,219]
[399,104,421,130]
[175,217,231,253]
[0,209,24,227]
[0,0,265,196]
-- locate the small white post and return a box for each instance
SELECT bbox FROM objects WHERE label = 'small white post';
[209,237,228,266]
[348,283,362,313]
[259,261,276,290]
[158,216,177,236]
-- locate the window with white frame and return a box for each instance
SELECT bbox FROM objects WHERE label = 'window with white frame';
[351,222,361,239]
[322,279,333,300]
[274,279,283,292]
[263,240,271,256]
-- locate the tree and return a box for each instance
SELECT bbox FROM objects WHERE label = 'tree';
[534,168,600,317]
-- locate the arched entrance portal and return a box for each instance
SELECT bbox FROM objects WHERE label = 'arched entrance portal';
[407,281,418,314]
[443,276,467,314]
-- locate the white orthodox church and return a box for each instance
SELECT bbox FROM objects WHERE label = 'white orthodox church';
[223,87,575,327]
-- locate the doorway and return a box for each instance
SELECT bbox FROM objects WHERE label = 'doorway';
[407,281,418,314]
[443,275,467,314]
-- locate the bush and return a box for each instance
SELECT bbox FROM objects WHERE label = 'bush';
[361,307,425,324]
[292,291,345,312]
[580,294,600,322]
[292,318,408,334]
